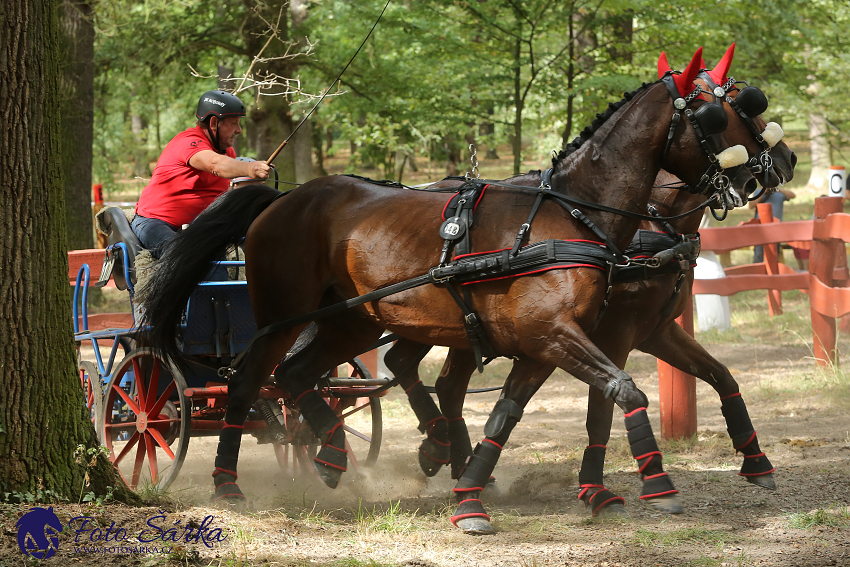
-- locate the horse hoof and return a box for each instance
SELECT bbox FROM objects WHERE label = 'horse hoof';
[313,461,343,489]
[595,501,628,518]
[745,472,776,490]
[214,494,248,511]
[644,494,683,514]
[455,517,496,535]
[418,439,449,477]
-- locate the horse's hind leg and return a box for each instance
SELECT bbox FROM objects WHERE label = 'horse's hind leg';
[638,321,776,489]
[579,386,626,517]
[434,348,479,480]
[213,334,292,504]
[383,339,450,477]
[274,315,383,489]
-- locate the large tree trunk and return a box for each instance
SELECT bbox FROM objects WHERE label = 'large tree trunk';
[292,116,315,184]
[511,33,523,175]
[1,0,133,501]
[807,112,831,192]
[59,0,95,250]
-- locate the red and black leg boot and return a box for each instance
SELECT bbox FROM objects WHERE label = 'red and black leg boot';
[451,399,523,535]
[721,393,776,489]
[625,407,682,514]
[448,417,499,496]
[296,390,348,488]
[405,380,450,476]
[448,417,473,480]
[213,423,247,505]
[578,445,626,518]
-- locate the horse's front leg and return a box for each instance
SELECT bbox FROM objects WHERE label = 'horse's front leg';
[638,320,776,489]
[450,356,553,534]
[540,315,684,515]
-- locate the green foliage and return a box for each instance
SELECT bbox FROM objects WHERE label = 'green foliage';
[91,0,850,190]
[0,487,66,504]
[74,444,113,506]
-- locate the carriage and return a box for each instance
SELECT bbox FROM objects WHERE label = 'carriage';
[73,209,390,492]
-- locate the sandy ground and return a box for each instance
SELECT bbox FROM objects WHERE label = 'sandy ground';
[3,333,850,566]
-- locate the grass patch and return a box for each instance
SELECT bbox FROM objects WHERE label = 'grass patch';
[353,500,418,534]
[632,525,736,548]
[788,505,850,529]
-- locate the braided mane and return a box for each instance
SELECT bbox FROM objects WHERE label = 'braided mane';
[552,81,657,169]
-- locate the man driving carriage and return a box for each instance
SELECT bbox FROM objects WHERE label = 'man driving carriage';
[131,90,270,257]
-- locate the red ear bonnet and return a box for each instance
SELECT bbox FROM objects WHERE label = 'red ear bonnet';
[706,43,735,86]
[657,51,672,79]
[657,47,704,97]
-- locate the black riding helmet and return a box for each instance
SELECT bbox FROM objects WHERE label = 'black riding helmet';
[196,90,246,154]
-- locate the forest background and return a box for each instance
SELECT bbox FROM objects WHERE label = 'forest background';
[66,0,850,250]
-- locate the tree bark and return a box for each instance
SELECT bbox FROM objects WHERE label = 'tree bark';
[807,112,831,192]
[511,33,523,175]
[242,0,314,184]
[59,0,95,250]
[0,0,134,502]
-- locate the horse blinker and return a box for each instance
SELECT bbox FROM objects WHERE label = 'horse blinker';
[693,101,728,137]
[734,85,769,118]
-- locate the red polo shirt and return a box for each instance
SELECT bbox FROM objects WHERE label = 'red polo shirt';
[135,125,235,227]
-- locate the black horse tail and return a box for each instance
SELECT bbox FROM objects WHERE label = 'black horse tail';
[138,184,284,366]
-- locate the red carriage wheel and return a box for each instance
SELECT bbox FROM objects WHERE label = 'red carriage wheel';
[99,348,190,491]
[78,360,101,425]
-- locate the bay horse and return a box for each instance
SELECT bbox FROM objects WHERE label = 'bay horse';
[380,44,796,528]
[140,47,754,527]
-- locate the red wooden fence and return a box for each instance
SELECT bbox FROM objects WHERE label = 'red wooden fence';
[658,196,850,439]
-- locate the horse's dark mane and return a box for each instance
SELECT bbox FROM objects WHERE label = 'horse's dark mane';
[552,81,657,169]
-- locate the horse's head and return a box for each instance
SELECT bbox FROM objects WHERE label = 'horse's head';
[697,43,796,194]
[654,47,753,207]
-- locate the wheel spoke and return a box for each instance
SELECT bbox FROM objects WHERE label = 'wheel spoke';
[339,402,371,420]
[112,431,140,466]
[105,421,138,431]
[146,359,161,410]
[147,427,176,460]
[131,358,147,410]
[144,433,159,483]
[131,437,147,488]
[111,383,140,415]
[147,382,177,418]
[345,437,361,470]
[342,424,372,443]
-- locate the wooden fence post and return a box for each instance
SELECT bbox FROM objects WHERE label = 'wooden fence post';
[756,202,782,315]
[657,296,698,440]
[810,196,844,366]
